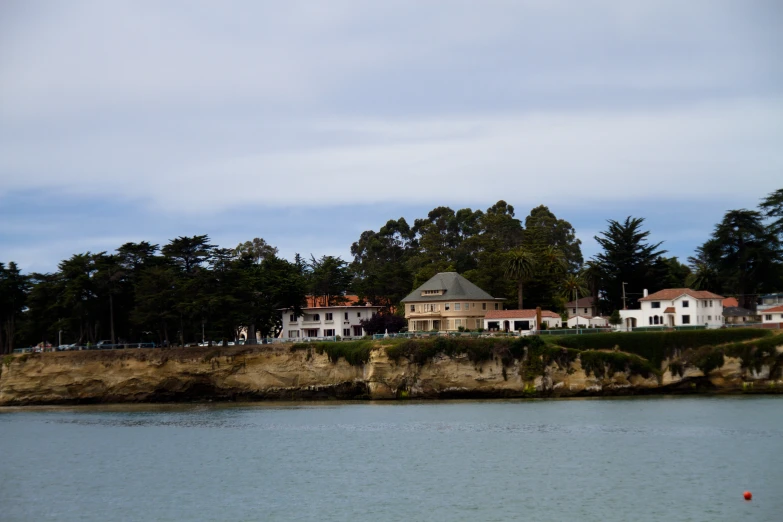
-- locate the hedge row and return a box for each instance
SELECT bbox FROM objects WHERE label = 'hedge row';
[291,340,375,366]
[550,328,772,367]
[385,336,546,366]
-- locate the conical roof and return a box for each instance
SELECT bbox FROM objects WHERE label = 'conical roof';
[401,272,498,302]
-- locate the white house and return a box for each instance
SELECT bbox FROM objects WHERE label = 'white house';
[566,315,609,328]
[280,299,383,339]
[758,293,783,313]
[618,288,724,329]
[761,305,783,324]
[484,309,562,332]
[564,296,599,318]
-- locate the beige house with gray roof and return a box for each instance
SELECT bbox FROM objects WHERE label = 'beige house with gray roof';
[401,272,504,332]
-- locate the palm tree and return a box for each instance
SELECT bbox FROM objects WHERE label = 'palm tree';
[561,272,590,329]
[541,246,567,276]
[581,260,602,302]
[560,273,589,302]
[504,248,535,309]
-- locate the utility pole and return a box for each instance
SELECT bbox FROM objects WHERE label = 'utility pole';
[574,287,579,333]
[622,282,628,310]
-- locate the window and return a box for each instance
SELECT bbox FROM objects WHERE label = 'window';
[572,308,576,313]
[455,303,461,311]
[682,300,689,308]
[766,315,772,321]
[445,303,450,311]
[288,330,299,338]
[325,313,333,321]
[313,314,320,321]
[324,329,335,336]
[651,302,661,309]
[682,315,690,324]
[514,320,530,331]
[455,319,462,327]
[357,312,361,317]
[345,312,349,320]
[410,305,415,312]
[583,308,588,313]
[289,314,296,322]
[649,317,653,325]
[423,304,437,312]
[707,315,712,321]
[465,303,470,310]
[482,303,487,310]
[494,303,499,310]
[710,300,713,307]
[343,329,351,336]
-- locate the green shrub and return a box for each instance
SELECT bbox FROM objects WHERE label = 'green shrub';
[385,336,545,366]
[579,350,657,379]
[668,361,684,377]
[723,334,783,374]
[293,340,374,366]
[682,346,725,375]
[552,329,771,367]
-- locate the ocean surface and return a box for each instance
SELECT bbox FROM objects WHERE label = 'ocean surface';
[1,396,781,521]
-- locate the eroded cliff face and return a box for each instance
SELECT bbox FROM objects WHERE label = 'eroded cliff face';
[1,344,781,405]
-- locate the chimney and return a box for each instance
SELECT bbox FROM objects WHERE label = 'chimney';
[643,289,648,298]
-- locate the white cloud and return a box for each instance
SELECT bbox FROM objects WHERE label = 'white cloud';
[0,0,781,215]
[1,99,781,212]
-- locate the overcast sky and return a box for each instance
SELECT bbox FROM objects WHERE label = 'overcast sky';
[1,0,781,273]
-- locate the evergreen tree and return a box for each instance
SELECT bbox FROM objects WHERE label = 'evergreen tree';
[592,217,666,312]
[696,209,781,309]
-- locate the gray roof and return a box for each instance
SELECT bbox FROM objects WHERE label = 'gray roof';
[723,306,758,317]
[401,272,499,302]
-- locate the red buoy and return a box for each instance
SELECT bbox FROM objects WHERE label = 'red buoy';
[743,491,752,501]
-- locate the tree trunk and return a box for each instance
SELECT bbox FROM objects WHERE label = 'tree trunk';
[109,293,116,345]
[517,280,524,310]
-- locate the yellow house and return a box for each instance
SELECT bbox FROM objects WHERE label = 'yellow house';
[401,272,504,332]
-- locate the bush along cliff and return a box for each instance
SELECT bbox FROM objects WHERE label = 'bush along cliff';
[1,329,782,405]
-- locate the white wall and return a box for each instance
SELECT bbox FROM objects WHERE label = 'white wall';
[484,316,562,331]
[280,306,382,338]
[762,311,783,324]
[620,294,724,328]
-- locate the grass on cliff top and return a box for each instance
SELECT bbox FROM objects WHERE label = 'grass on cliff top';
[548,328,772,368]
[385,336,547,366]
[380,336,659,381]
[290,339,406,366]
[683,333,783,376]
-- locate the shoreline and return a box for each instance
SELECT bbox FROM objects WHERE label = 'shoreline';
[2,334,782,406]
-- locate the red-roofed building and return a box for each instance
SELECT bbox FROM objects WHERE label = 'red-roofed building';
[761,305,783,324]
[280,295,382,340]
[564,296,598,318]
[618,288,725,330]
[483,309,562,332]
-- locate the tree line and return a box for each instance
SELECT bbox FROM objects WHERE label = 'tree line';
[1,189,781,352]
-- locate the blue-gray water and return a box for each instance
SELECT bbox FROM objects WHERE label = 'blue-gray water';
[1,397,781,521]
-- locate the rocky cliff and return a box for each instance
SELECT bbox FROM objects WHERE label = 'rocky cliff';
[2,339,782,405]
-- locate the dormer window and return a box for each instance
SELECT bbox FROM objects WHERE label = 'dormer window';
[421,289,445,296]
